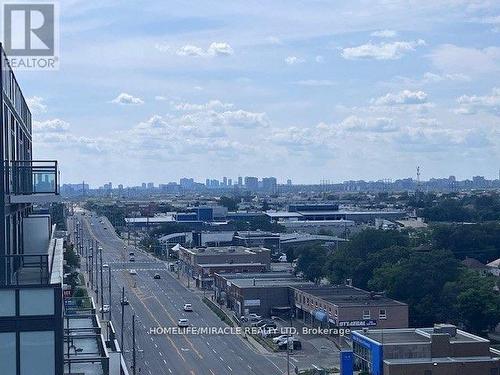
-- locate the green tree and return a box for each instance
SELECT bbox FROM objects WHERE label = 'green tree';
[295,246,328,283]
[219,196,238,211]
[368,249,460,326]
[441,271,500,334]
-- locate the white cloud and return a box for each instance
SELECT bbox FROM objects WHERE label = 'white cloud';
[154,42,170,52]
[370,29,398,38]
[455,87,500,115]
[26,96,47,114]
[33,119,70,133]
[266,36,282,45]
[173,100,233,111]
[341,39,426,60]
[372,90,428,106]
[176,42,233,57]
[155,95,168,101]
[176,44,205,57]
[111,93,144,105]
[207,42,234,56]
[294,80,335,87]
[315,55,325,63]
[430,44,500,75]
[217,110,269,128]
[421,72,471,83]
[336,116,399,133]
[285,56,305,65]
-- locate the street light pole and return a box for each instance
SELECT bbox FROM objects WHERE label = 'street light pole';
[108,265,112,321]
[132,314,136,375]
[120,287,125,351]
[95,240,99,302]
[100,246,104,320]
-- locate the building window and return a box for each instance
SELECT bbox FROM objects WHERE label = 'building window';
[20,331,55,375]
[424,371,432,375]
[0,290,15,316]
[363,310,371,319]
[19,289,54,316]
[379,309,387,319]
[0,333,16,375]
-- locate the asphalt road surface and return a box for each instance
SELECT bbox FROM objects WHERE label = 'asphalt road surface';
[69,212,290,375]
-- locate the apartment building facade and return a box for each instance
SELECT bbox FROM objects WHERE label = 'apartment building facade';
[0,44,62,375]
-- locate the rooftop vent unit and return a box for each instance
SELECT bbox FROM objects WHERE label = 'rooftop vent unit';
[434,324,457,337]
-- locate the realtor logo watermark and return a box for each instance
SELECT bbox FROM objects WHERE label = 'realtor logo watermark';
[2,1,59,70]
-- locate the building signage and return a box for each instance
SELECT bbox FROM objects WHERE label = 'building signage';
[244,299,261,307]
[338,320,377,327]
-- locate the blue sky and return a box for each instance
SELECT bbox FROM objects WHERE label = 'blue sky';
[17,0,500,186]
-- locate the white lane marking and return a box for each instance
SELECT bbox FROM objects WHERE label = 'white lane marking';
[219,356,224,362]
[228,365,233,372]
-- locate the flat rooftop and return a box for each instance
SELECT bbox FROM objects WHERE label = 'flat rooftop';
[355,327,490,345]
[292,285,407,307]
[216,272,312,288]
[183,246,270,255]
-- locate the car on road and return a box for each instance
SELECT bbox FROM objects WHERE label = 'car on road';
[103,227,107,230]
[129,269,137,275]
[121,298,129,306]
[178,318,189,327]
[183,303,193,312]
[273,334,294,344]
[153,273,161,279]
[129,252,135,256]
[129,256,135,262]
[99,304,110,313]
[103,264,109,268]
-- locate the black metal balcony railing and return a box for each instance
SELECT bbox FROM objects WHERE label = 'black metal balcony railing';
[0,253,50,285]
[6,160,59,195]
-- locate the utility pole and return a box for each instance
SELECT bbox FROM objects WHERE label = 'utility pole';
[108,265,112,321]
[132,314,136,375]
[90,243,94,289]
[120,287,125,351]
[100,246,104,320]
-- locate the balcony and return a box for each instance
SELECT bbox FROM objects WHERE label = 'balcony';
[6,160,60,203]
[0,224,63,286]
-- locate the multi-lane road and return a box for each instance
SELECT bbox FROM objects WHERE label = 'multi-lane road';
[69,212,289,375]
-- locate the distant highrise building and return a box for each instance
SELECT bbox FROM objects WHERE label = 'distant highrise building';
[228,178,232,186]
[118,184,124,190]
[262,177,277,193]
[206,178,210,187]
[147,182,154,189]
[244,176,259,191]
[180,178,194,188]
[238,176,243,186]
[287,179,292,186]
[222,177,228,186]
[141,183,147,189]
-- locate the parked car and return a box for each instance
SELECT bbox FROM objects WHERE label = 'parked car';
[153,273,161,279]
[178,318,189,327]
[240,313,262,322]
[99,304,110,313]
[129,269,137,275]
[273,334,294,344]
[129,257,135,262]
[277,338,302,350]
[254,319,275,328]
[261,328,280,338]
[183,303,193,312]
[121,298,129,306]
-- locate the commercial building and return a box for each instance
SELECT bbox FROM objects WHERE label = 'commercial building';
[214,272,311,317]
[214,272,408,331]
[178,245,271,288]
[267,204,406,225]
[292,285,408,330]
[348,325,500,375]
[0,45,62,374]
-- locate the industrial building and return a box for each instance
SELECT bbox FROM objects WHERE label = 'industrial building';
[346,325,500,375]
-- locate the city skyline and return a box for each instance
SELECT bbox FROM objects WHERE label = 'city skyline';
[15,0,500,185]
